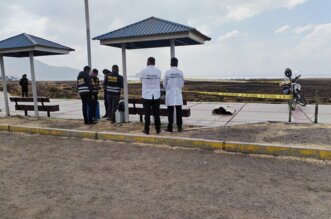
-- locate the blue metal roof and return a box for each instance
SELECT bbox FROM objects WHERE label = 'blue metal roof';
[0,33,74,57]
[93,16,211,43]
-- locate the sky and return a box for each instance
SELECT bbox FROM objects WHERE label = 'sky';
[0,0,330,79]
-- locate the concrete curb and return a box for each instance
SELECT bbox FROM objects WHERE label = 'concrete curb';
[1,124,331,160]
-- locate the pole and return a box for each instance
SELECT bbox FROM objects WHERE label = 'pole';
[170,39,175,58]
[29,52,39,117]
[121,44,129,122]
[0,55,10,116]
[314,90,319,124]
[84,0,92,67]
[170,39,176,124]
[288,100,292,123]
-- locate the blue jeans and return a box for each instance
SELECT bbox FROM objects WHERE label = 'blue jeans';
[80,93,92,123]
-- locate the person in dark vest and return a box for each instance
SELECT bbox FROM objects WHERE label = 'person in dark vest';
[102,69,111,118]
[90,69,100,121]
[77,66,95,125]
[19,74,29,97]
[104,65,123,124]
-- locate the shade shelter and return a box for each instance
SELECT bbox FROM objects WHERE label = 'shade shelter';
[0,33,74,117]
[93,16,211,122]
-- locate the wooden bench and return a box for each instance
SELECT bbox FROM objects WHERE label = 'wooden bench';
[9,97,60,117]
[128,98,190,122]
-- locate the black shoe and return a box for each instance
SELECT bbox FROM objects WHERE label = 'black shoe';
[88,121,97,125]
[84,121,88,125]
[106,118,112,121]
[165,128,173,132]
[102,115,108,118]
[143,130,149,135]
[111,121,115,124]
[156,129,161,135]
[178,127,183,132]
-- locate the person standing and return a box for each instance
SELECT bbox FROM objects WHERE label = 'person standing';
[77,66,95,125]
[163,58,184,132]
[104,65,123,124]
[90,68,100,121]
[140,57,162,135]
[19,74,29,97]
[102,69,111,118]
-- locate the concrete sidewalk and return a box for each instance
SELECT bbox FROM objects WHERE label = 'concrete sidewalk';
[1,92,330,126]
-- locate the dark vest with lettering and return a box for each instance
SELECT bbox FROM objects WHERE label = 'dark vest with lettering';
[105,72,123,95]
[91,77,100,94]
[77,71,90,95]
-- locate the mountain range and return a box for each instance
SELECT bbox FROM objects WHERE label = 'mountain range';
[2,57,80,81]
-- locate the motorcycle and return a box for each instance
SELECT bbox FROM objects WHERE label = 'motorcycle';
[280,68,307,109]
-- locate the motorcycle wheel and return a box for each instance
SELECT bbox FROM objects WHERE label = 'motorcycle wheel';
[297,97,307,106]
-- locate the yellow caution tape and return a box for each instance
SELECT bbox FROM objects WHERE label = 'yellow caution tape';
[185,91,292,100]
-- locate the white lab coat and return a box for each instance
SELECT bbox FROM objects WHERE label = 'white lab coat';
[163,67,184,106]
[140,65,162,100]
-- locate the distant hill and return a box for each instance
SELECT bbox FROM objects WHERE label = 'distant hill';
[3,57,80,81]
[0,75,18,81]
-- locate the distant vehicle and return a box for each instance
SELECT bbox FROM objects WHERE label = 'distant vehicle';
[280,68,307,109]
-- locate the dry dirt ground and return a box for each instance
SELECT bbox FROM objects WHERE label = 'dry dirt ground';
[1,117,331,148]
[0,132,331,218]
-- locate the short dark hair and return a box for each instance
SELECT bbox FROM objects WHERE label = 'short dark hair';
[171,57,178,67]
[92,68,98,74]
[83,66,91,72]
[147,57,155,65]
[102,69,110,75]
[112,65,119,71]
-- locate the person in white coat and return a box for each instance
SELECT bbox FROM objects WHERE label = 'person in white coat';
[140,57,162,135]
[163,57,184,132]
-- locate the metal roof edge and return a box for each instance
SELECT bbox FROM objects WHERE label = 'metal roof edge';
[24,33,38,45]
[93,16,194,40]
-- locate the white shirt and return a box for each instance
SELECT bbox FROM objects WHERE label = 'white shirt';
[140,65,162,100]
[163,67,184,106]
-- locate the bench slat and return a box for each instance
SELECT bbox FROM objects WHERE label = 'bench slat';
[129,107,190,117]
[15,105,59,112]
[128,99,187,105]
[10,97,50,102]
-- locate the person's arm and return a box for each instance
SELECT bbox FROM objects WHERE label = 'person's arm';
[119,76,124,88]
[163,72,168,89]
[139,70,144,81]
[180,72,184,89]
[86,74,92,93]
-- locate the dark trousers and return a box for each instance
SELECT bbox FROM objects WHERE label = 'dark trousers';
[107,94,120,123]
[167,105,183,130]
[143,98,161,132]
[80,93,92,123]
[22,89,28,97]
[104,92,109,117]
[91,93,98,120]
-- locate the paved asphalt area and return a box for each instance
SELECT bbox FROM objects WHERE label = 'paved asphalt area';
[0,132,331,219]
